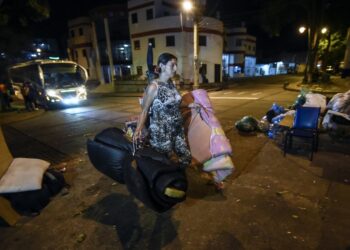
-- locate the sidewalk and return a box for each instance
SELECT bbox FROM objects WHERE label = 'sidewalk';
[284,76,350,96]
[0,125,349,249]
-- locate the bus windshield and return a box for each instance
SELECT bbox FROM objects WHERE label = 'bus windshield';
[41,63,86,88]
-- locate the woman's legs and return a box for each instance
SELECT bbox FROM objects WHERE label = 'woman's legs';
[173,127,192,167]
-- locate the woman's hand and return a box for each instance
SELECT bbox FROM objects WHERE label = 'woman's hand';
[188,102,202,112]
[133,128,142,142]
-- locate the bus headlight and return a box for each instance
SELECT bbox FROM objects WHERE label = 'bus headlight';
[46,89,57,97]
[77,86,86,94]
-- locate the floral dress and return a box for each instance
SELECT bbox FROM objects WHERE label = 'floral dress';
[148,81,192,167]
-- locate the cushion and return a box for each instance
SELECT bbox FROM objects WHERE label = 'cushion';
[0,158,50,194]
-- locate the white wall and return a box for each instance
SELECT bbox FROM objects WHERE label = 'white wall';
[129,11,224,83]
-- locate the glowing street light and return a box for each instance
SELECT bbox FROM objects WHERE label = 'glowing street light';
[321,27,328,34]
[182,0,193,12]
[299,26,306,34]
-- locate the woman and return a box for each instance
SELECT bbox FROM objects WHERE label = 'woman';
[134,53,195,167]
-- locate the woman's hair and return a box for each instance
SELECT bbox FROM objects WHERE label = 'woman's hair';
[157,53,177,73]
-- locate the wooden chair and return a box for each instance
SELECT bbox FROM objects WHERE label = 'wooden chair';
[0,127,21,225]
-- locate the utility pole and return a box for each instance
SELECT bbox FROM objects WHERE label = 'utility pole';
[104,18,115,85]
[91,21,105,84]
[193,15,199,89]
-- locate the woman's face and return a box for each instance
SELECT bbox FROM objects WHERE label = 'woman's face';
[160,59,177,78]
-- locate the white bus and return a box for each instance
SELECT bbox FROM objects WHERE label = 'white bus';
[8,60,88,107]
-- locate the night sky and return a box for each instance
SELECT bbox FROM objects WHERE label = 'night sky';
[31,0,309,59]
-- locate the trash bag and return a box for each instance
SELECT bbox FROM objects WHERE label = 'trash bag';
[266,103,285,123]
[43,168,66,196]
[292,90,308,109]
[3,184,51,214]
[235,116,260,132]
[303,93,327,113]
[327,90,350,115]
[87,128,133,184]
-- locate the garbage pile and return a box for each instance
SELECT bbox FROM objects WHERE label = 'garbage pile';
[235,89,350,139]
[322,90,350,137]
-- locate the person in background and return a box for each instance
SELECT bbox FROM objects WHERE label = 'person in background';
[21,81,35,111]
[0,79,12,112]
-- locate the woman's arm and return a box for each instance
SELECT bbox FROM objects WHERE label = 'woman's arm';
[134,82,158,140]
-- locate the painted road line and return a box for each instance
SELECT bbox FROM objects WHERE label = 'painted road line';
[223,91,232,95]
[210,96,259,100]
[237,92,246,95]
[251,92,261,96]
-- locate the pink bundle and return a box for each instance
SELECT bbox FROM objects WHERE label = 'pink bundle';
[182,90,234,183]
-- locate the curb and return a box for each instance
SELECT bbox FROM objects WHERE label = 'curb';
[283,82,343,96]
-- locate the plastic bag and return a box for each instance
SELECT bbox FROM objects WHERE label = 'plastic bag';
[235,116,260,132]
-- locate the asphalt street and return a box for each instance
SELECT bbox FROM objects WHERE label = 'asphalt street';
[1,75,350,250]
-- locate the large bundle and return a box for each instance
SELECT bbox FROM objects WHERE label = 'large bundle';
[181,90,234,183]
[87,128,187,212]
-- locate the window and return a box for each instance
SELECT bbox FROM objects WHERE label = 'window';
[70,30,75,38]
[199,35,207,46]
[79,28,83,36]
[248,45,251,50]
[166,36,175,46]
[136,66,143,75]
[74,50,78,59]
[146,9,153,20]
[236,39,242,46]
[148,38,155,48]
[131,13,138,24]
[134,40,140,50]
[82,49,87,57]
[164,11,170,16]
[252,46,256,51]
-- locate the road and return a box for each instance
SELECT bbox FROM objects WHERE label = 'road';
[1,75,350,250]
[4,75,299,161]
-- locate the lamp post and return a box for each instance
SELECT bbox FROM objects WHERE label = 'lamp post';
[182,0,199,89]
[299,25,327,83]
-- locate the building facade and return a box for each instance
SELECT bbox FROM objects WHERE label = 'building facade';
[67,4,132,83]
[128,0,224,83]
[223,26,256,77]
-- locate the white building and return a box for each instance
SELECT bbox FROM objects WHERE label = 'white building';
[128,0,224,83]
[67,17,97,80]
[67,4,132,84]
[223,26,256,77]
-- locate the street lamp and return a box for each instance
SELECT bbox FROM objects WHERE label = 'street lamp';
[298,25,328,83]
[182,0,199,89]
[321,27,328,34]
[299,26,306,34]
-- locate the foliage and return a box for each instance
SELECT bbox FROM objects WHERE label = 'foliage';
[0,0,49,27]
[0,0,50,61]
[318,32,346,67]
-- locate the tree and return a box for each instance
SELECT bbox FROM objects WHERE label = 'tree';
[256,0,350,83]
[318,31,346,70]
[0,0,50,61]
